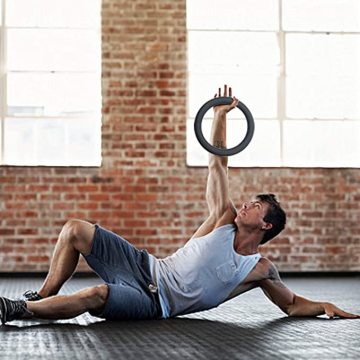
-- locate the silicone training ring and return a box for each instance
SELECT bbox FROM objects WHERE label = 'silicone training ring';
[194,96,255,156]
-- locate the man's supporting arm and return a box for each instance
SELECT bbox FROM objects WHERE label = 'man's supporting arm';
[258,258,360,319]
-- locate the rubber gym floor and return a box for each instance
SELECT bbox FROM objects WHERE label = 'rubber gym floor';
[0,275,359,360]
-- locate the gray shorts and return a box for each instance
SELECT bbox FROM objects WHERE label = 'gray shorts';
[83,225,162,320]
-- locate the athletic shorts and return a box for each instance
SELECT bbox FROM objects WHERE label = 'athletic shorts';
[83,225,162,320]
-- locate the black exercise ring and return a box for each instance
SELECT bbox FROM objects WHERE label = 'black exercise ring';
[194,96,255,156]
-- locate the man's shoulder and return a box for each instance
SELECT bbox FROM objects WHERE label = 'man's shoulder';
[257,256,272,268]
[251,257,275,281]
[226,257,274,299]
[255,257,285,285]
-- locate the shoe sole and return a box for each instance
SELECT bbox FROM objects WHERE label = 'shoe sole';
[0,297,7,324]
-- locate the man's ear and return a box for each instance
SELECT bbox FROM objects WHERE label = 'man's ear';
[262,222,272,231]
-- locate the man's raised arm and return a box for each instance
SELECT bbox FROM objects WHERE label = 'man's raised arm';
[206,85,238,219]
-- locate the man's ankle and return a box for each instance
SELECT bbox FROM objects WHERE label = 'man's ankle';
[37,291,46,298]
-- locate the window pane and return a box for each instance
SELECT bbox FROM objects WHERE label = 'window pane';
[67,118,102,166]
[7,29,100,71]
[283,0,360,32]
[4,118,101,166]
[189,32,279,72]
[287,34,360,119]
[188,31,279,118]
[232,120,281,167]
[3,119,35,165]
[187,0,278,30]
[287,75,360,119]
[7,73,101,116]
[189,74,277,119]
[187,119,281,167]
[283,120,360,167]
[287,35,360,76]
[33,119,67,165]
[6,0,101,28]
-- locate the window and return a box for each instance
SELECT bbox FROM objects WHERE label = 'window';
[0,0,101,166]
[186,0,360,167]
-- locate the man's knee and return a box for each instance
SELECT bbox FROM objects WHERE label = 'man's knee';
[61,219,95,254]
[95,284,109,302]
[62,219,81,239]
[85,285,109,309]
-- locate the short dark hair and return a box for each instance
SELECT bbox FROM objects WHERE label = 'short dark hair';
[256,194,286,244]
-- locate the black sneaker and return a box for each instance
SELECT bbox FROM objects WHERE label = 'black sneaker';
[0,297,34,324]
[22,290,43,302]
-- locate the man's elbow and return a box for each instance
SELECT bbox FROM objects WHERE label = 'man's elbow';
[285,294,309,317]
[285,306,295,317]
[278,304,292,316]
[208,205,228,219]
[284,294,297,317]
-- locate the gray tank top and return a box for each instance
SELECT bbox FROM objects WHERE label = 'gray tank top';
[149,224,261,318]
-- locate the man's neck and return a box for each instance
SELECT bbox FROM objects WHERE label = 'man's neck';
[233,228,261,255]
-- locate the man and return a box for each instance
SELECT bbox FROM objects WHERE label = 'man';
[1,85,359,324]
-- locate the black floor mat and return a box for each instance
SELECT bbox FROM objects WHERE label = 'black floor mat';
[1,276,359,359]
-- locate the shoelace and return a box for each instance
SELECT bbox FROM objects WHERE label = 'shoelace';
[23,290,40,300]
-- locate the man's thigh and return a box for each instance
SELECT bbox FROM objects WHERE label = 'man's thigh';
[83,225,152,285]
[90,283,160,320]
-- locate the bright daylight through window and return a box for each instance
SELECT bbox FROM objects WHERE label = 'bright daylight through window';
[186,0,360,167]
[0,0,101,166]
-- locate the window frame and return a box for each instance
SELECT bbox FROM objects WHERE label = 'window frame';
[186,0,360,168]
[0,0,102,167]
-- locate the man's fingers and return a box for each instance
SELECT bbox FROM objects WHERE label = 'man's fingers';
[323,303,360,319]
[326,306,360,319]
[337,310,360,318]
[231,96,239,108]
[217,85,234,98]
[333,305,358,318]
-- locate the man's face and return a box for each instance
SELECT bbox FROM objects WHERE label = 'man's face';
[234,199,270,230]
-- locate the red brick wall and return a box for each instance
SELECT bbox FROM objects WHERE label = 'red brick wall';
[0,0,359,272]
